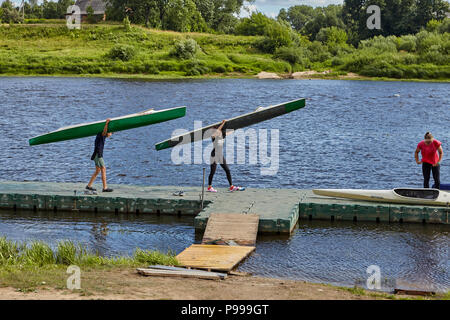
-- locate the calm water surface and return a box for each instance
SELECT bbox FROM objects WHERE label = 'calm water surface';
[0,77,448,291]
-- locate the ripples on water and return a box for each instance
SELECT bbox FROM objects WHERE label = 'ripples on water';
[1,77,449,188]
[0,77,449,291]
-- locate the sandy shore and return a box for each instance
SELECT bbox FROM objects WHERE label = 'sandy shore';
[0,268,398,300]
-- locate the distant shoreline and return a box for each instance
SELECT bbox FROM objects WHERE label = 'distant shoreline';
[1,73,449,83]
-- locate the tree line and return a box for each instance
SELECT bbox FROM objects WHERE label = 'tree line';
[1,0,449,43]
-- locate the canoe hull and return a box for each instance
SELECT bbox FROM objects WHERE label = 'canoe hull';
[313,188,450,206]
[29,106,186,146]
[155,98,305,151]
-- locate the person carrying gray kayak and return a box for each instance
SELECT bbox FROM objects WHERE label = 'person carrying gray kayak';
[86,119,113,192]
[207,120,244,193]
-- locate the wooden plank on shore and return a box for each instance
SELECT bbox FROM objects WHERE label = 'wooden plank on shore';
[145,265,227,279]
[202,213,259,246]
[136,268,226,280]
[176,244,255,272]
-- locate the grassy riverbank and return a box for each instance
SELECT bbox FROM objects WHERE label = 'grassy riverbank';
[0,23,448,81]
[0,236,178,292]
[0,237,447,300]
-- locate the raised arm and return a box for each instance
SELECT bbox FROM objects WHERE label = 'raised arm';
[212,120,226,138]
[102,119,111,136]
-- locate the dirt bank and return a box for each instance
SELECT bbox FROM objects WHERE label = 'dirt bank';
[0,268,389,300]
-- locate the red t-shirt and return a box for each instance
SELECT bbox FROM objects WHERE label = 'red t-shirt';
[417,139,441,165]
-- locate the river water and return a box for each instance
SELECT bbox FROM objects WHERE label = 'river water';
[0,77,448,292]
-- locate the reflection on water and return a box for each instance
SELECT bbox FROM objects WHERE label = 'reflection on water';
[0,210,448,292]
[250,220,449,292]
[0,210,195,256]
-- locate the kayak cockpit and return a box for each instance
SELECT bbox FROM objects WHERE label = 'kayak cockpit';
[393,188,439,200]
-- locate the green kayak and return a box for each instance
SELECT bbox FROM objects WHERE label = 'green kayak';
[155,98,305,151]
[29,106,186,146]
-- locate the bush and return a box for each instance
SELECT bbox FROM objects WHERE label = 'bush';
[171,38,199,60]
[123,16,131,32]
[398,35,417,52]
[274,46,307,65]
[1,8,23,24]
[22,241,56,266]
[331,57,344,66]
[258,22,293,53]
[426,19,441,32]
[316,26,348,46]
[143,63,160,74]
[56,240,81,265]
[183,59,209,76]
[416,30,442,53]
[438,18,450,33]
[108,44,136,61]
[359,35,398,53]
[419,47,449,65]
[307,41,332,62]
[133,248,178,266]
[0,237,22,264]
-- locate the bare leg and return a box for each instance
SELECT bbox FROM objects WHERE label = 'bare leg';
[87,167,101,187]
[101,167,107,190]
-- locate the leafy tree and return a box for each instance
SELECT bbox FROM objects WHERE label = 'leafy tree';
[277,8,287,22]
[164,0,206,32]
[106,0,211,31]
[284,5,315,31]
[343,0,450,45]
[235,12,272,35]
[1,8,23,23]
[193,0,214,24]
[57,0,75,18]
[86,5,96,23]
[1,0,14,10]
[415,0,449,27]
[209,0,245,33]
[42,0,59,19]
[1,0,24,23]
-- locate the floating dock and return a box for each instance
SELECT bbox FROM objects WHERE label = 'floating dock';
[0,181,448,235]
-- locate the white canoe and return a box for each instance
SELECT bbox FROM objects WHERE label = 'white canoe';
[312,188,450,206]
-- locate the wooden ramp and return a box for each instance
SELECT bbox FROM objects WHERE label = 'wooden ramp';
[176,244,255,272]
[202,213,259,246]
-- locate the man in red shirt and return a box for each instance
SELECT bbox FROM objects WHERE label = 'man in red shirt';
[415,132,443,189]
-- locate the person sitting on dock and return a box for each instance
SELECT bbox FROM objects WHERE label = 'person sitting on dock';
[415,132,443,189]
[207,120,243,193]
[86,119,113,192]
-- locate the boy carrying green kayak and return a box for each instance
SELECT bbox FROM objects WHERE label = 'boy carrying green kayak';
[86,119,113,192]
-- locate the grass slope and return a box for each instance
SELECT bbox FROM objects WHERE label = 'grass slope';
[0,22,448,81]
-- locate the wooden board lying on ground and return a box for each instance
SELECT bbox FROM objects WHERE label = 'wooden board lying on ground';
[136,267,227,280]
[202,213,259,246]
[145,265,227,279]
[176,244,255,272]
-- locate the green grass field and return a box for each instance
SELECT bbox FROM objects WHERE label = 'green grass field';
[0,22,448,80]
[0,23,291,78]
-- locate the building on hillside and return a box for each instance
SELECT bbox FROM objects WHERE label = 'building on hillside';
[73,0,107,22]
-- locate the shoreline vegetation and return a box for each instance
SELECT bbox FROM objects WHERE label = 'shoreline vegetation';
[0,237,448,300]
[0,19,449,82]
[1,1,449,81]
